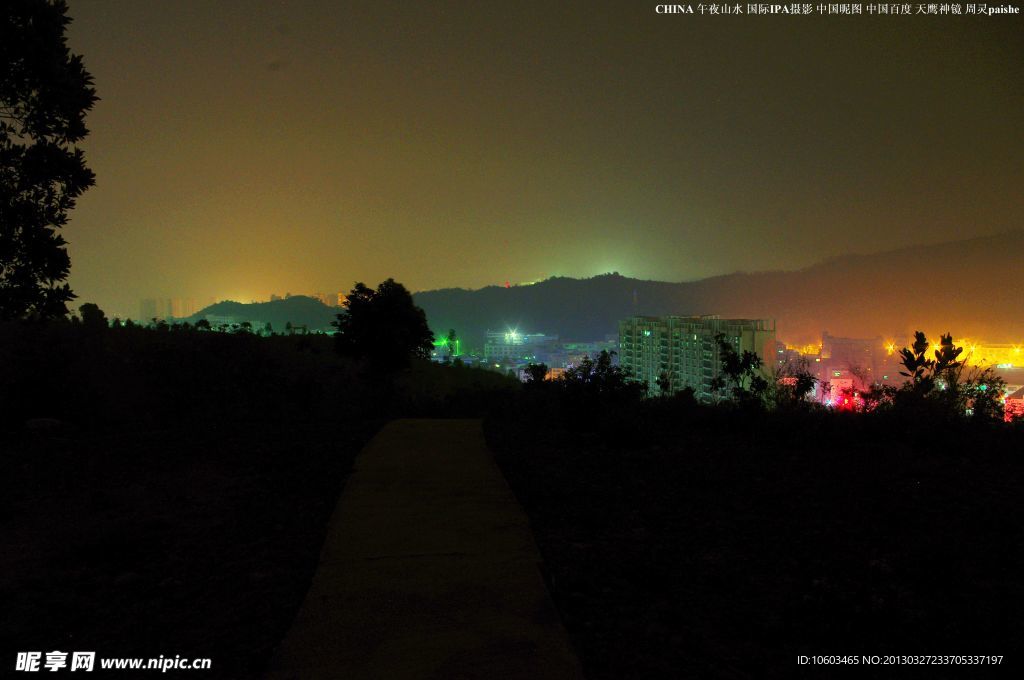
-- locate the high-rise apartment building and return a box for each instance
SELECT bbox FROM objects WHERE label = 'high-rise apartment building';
[139,298,159,322]
[618,316,776,400]
[138,297,196,322]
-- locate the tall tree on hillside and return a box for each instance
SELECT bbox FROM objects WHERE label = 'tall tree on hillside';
[445,328,458,361]
[77,301,105,328]
[1,0,97,319]
[332,279,434,367]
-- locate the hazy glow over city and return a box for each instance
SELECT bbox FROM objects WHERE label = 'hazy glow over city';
[59,1,1022,319]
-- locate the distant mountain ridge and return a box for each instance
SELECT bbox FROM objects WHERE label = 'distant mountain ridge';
[413,231,1024,348]
[185,232,1023,346]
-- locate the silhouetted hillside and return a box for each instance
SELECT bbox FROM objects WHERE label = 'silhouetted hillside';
[186,296,338,331]
[414,231,1024,347]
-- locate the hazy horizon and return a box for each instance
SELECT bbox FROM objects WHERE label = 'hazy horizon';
[113,228,1024,314]
[59,1,1022,317]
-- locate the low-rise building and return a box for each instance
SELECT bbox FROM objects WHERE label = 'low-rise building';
[1005,387,1024,423]
[483,330,558,363]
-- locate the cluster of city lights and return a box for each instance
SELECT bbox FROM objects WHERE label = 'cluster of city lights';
[787,338,1022,369]
[433,337,462,355]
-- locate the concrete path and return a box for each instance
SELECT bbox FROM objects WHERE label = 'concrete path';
[265,419,583,679]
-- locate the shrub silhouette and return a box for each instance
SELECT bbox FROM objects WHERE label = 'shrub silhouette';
[710,332,768,405]
[78,302,106,329]
[522,362,549,386]
[881,331,1006,421]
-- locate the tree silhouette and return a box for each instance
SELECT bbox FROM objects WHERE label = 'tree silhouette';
[563,350,644,399]
[332,279,434,367]
[445,328,459,361]
[891,331,1005,420]
[656,370,672,396]
[710,333,768,403]
[558,351,646,429]
[77,301,105,329]
[523,362,549,385]
[898,331,935,388]
[963,367,1006,421]
[1,0,97,319]
[897,331,967,394]
[774,355,817,406]
[933,332,965,387]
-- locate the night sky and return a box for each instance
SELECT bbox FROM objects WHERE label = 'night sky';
[63,1,1022,317]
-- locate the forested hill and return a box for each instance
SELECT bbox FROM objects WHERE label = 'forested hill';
[187,296,338,331]
[413,231,1024,349]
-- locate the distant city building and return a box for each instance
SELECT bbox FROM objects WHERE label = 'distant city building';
[204,314,265,331]
[483,330,558,362]
[821,332,879,379]
[774,342,805,371]
[961,343,1024,369]
[514,365,566,382]
[997,365,1023,402]
[138,297,195,322]
[814,332,892,401]
[172,298,196,318]
[556,339,618,368]
[1005,387,1024,423]
[618,316,776,400]
[779,332,906,404]
[139,298,158,322]
[819,367,860,408]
